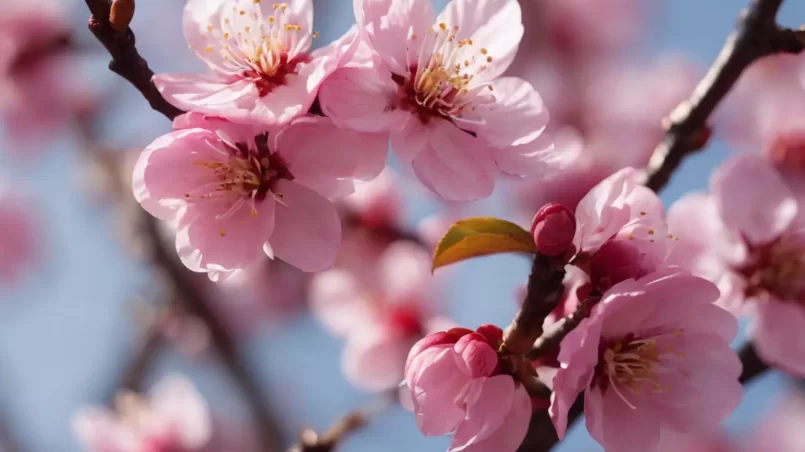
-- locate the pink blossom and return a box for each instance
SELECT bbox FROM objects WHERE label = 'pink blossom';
[0,0,81,150]
[153,0,355,125]
[668,155,805,375]
[404,325,533,452]
[310,241,451,391]
[0,187,37,284]
[509,57,699,215]
[748,391,805,451]
[550,268,742,452]
[539,0,644,56]
[570,167,673,291]
[531,202,576,256]
[73,375,215,451]
[721,53,805,169]
[132,112,387,278]
[318,0,566,201]
[340,168,404,232]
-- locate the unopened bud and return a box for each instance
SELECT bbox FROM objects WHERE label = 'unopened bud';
[531,203,576,256]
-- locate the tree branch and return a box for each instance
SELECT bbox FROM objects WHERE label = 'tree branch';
[525,296,595,361]
[645,0,805,192]
[502,254,566,356]
[739,342,770,384]
[84,0,183,120]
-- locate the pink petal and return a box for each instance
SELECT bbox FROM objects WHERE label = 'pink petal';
[175,199,276,274]
[667,193,747,272]
[133,128,225,221]
[318,65,410,133]
[390,117,429,164]
[353,0,435,75]
[275,116,388,198]
[153,73,258,120]
[409,348,470,436]
[411,120,496,201]
[450,375,515,449]
[309,269,374,337]
[752,299,805,376]
[150,375,212,448]
[182,0,230,71]
[436,0,523,80]
[585,386,662,452]
[269,180,341,272]
[469,77,549,149]
[342,326,411,392]
[453,385,532,452]
[379,241,432,303]
[453,335,499,378]
[712,155,797,246]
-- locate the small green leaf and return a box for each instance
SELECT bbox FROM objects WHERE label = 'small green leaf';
[432,217,537,271]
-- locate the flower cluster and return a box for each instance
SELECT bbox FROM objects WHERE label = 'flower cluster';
[132,0,571,280]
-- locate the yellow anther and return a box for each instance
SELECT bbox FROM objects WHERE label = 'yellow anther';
[313,31,319,38]
[486,56,493,63]
[218,230,227,237]
[480,48,488,55]
[439,22,447,30]
[648,229,655,235]
[239,9,246,15]
[204,46,213,52]
[207,25,214,32]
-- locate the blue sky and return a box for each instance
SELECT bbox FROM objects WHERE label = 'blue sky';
[0,1,804,451]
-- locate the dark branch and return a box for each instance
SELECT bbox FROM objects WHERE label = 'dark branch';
[85,0,183,120]
[502,254,566,356]
[645,0,805,192]
[290,395,394,452]
[739,342,770,384]
[113,319,165,396]
[526,296,595,361]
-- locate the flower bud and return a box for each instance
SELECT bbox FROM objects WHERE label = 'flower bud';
[531,203,576,256]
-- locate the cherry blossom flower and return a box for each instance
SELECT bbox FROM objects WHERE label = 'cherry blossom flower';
[404,324,532,452]
[318,0,565,201]
[721,53,805,169]
[340,168,404,232]
[569,167,673,292]
[0,0,81,150]
[510,57,699,215]
[310,241,452,392]
[668,155,805,375]
[73,375,216,451]
[132,112,387,278]
[550,268,742,452]
[154,0,356,125]
[0,186,37,284]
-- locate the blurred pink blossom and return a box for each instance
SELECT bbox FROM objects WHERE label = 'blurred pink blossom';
[0,187,37,284]
[154,0,356,124]
[73,375,222,451]
[510,57,699,214]
[132,112,387,278]
[668,155,805,375]
[319,0,565,201]
[404,325,532,452]
[721,53,805,168]
[550,268,741,452]
[748,391,805,451]
[340,169,404,233]
[0,0,81,150]
[310,241,451,392]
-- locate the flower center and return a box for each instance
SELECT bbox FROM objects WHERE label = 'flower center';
[188,133,293,223]
[739,238,805,302]
[392,23,495,122]
[596,331,684,408]
[204,3,311,96]
[385,303,424,337]
[769,132,805,169]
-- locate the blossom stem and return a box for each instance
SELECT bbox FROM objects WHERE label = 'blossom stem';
[525,296,596,361]
[738,342,769,384]
[502,254,566,356]
[645,0,805,192]
[290,393,395,452]
[84,0,184,120]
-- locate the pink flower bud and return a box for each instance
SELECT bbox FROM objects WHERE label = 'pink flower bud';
[531,202,576,256]
[454,333,499,378]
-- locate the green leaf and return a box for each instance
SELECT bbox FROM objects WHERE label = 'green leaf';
[432,217,537,271]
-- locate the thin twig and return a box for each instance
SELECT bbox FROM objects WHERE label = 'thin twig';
[84,0,183,120]
[525,296,595,361]
[738,342,769,384]
[289,395,394,452]
[645,0,805,192]
[502,254,566,356]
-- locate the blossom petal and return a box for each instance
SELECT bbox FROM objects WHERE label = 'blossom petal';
[585,386,662,452]
[752,299,805,377]
[452,384,532,452]
[436,0,523,80]
[342,326,411,392]
[712,155,797,246]
[450,375,515,449]
[153,73,258,120]
[469,77,549,148]
[309,269,374,337]
[269,180,341,272]
[411,120,496,201]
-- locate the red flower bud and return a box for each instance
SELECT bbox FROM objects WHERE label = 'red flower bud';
[531,203,576,256]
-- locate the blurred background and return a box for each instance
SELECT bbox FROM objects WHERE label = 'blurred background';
[1,0,805,451]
